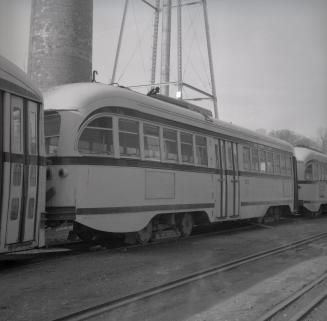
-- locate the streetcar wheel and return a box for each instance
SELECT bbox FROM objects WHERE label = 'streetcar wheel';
[136,221,153,245]
[178,213,193,237]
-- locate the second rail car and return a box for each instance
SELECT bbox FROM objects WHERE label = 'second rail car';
[295,147,327,215]
[44,83,295,243]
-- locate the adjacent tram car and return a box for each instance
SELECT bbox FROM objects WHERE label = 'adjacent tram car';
[0,55,45,254]
[44,83,295,243]
[295,147,327,215]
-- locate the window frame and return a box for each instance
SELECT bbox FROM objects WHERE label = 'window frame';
[162,127,179,163]
[77,114,114,156]
[242,146,251,171]
[179,131,195,164]
[195,134,208,167]
[143,122,161,161]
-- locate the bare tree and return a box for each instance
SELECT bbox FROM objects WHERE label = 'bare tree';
[317,127,327,153]
[269,129,320,150]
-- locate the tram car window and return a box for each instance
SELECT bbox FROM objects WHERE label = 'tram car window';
[143,123,160,160]
[163,128,178,162]
[78,116,113,155]
[195,135,208,166]
[251,148,259,171]
[45,111,61,155]
[180,132,194,164]
[242,146,251,171]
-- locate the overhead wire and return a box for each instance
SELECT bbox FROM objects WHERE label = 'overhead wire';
[117,0,151,83]
[183,4,208,91]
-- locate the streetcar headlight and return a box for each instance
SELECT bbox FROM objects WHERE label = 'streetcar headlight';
[58,168,69,178]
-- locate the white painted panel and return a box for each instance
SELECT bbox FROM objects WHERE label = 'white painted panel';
[145,170,175,199]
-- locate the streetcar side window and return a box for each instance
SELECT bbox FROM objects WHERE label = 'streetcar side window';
[78,117,113,155]
[180,132,194,164]
[119,118,140,157]
[251,148,259,171]
[45,112,61,155]
[274,153,281,175]
[28,102,38,155]
[285,156,292,176]
[163,128,178,162]
[226,142,233,170]
[313,162,319,181]
[143,123,160,160]
[280,154,286,176]
[304,163,313,181]
[266,151,274,174]
[12,107,22,153]
[195,135,208,166]
[259,150,266,172]
[242,146,251,171]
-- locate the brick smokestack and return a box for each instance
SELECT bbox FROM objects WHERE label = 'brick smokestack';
[28,0,93,92]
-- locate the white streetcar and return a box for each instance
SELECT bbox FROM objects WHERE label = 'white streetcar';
[44,83,295,243]
[0,55,45,254]
[295,146,327,215]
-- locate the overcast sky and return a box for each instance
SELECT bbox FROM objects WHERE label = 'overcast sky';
[0,0,326,138]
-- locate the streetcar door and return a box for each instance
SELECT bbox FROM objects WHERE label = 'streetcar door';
[225,141,240,217]
[232,143,240,216]
[22,102,39,241]
[6,96,25,244]
[0,91,3,235]
[214,140,224,218]
[220,140,227,218]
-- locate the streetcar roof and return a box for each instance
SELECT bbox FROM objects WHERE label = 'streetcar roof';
[44,82,294,152]
[294,147,327,163]
[0,55,42,102]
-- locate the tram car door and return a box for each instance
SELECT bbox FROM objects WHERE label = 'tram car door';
[4,96,39,245]
[220,140,240,218]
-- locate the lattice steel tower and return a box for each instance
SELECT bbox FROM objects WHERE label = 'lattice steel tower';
[111,0,218,118]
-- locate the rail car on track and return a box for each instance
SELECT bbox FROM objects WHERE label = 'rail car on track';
[295,146,327,215]
[0,55,45,254]
[44,83,295,243]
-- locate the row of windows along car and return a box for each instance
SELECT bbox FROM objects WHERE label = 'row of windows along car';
[45,113,293,178]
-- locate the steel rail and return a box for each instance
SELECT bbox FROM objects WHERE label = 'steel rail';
[289,289,327,321]
[257,271,327,321]
[52,232,327,321]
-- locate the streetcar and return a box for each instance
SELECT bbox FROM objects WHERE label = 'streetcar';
[0,55,46,254]
[295,146,327,215]
[44,83,295,244]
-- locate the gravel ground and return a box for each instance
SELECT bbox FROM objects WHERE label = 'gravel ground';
[1,217,327,321]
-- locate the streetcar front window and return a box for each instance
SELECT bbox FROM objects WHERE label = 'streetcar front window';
[45,111,61,155]
[78,117,113,155]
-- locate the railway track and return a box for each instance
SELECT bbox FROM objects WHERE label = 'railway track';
[257,271,327,321]
[52,231,327,321]
[0,221,262,273]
